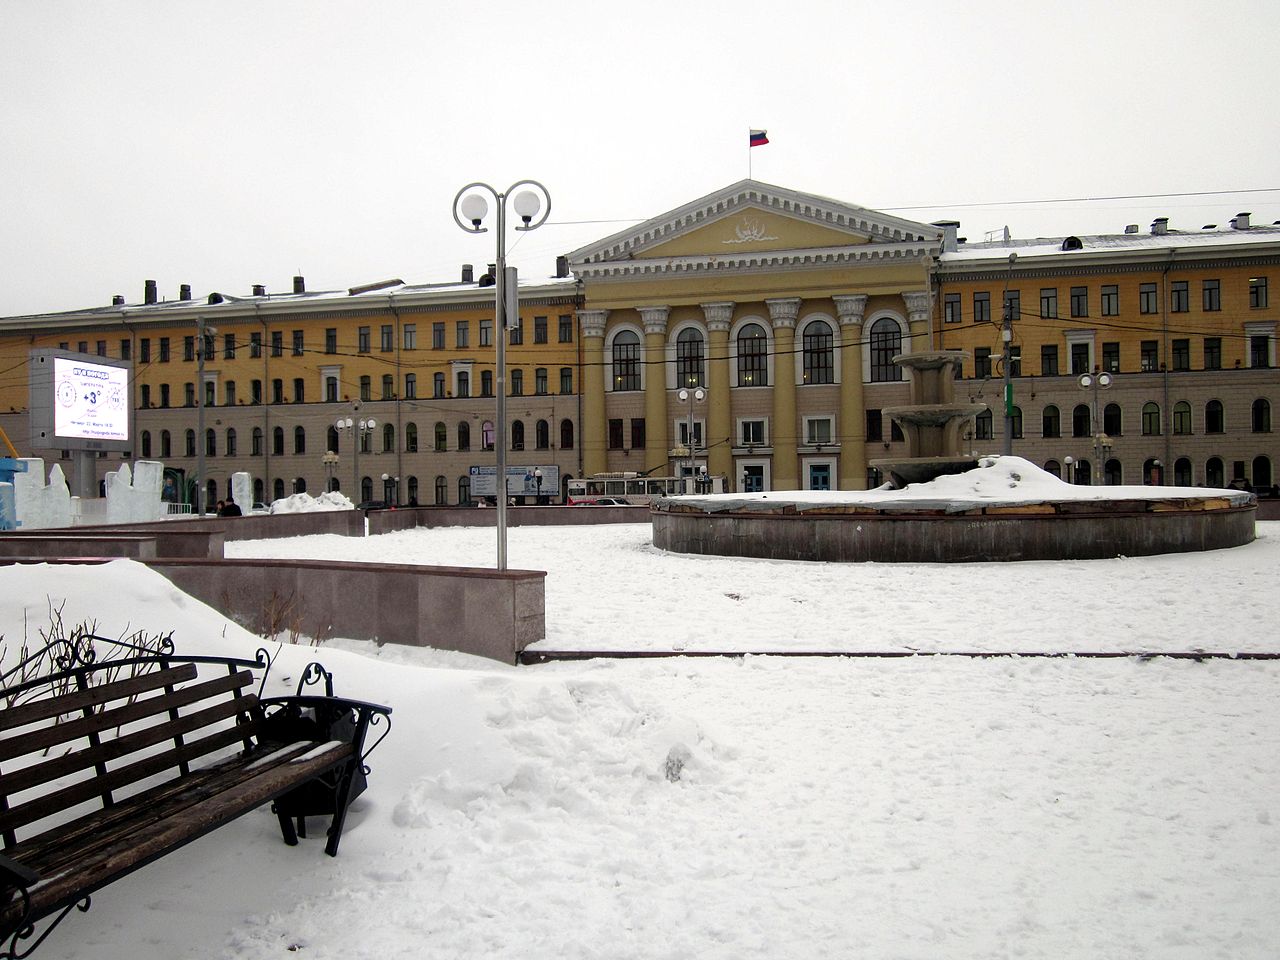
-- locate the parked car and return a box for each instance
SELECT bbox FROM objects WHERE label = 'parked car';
[589,497,632,506]
[355,500,390,511]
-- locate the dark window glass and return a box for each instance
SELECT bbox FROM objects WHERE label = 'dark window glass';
[613,331,641,391]
[801,320,834,385]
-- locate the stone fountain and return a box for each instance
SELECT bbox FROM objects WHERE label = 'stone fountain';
[870,350,986,487]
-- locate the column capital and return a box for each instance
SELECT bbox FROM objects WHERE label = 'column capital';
[833,294,868,327]
[700,301,735,332]
[638,305,670,336]
[577,309,609,338]
[903,290,932,325]
[766,297,801,328]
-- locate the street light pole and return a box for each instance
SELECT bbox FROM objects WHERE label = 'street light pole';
[1079,367,1113,484]
[195,316,216,514]
[677,387,706,492]
[453,179,551,570]
[1000,253,1017,456]
[335,405,376,503]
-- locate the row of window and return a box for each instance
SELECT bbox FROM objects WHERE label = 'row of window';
[973,398,1273,441]
[216,474,484,509]
[943,277,1270,324]
[970,335,1273,380]
[1041,455,1273,490]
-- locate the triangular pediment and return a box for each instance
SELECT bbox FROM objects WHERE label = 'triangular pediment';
[569,180,941,272]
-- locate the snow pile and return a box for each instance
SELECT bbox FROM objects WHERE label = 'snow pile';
[269,491,354,514]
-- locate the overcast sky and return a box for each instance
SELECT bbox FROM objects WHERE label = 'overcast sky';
[2,0,1277,317]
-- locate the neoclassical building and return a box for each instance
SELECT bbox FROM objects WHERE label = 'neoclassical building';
[568,180,944,491]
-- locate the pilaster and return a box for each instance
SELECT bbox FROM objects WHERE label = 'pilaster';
[639,306,671,475]
[767,298,801,490]
[835,295,868,489]
[701,302,735,482]
[578,309,609,476]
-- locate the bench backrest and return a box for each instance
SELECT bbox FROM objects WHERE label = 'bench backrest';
[0,660,261,848]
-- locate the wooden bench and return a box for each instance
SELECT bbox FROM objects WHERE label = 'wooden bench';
[0,638,391,957]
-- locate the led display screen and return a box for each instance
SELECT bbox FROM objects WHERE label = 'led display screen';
[51,356,130,442]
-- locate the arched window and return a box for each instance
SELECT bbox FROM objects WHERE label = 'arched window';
[161,430,172,458]
[1010,405,1023,440]
[1173,401,1192,435]
[405,422,418,453]
[560,418,574,450]
[272,426,284,456]
[434,475,447,506]
[1206,457,1225,488]
[382,423,395,453]
[226,428,237,457]
[1073,459,1092,485]
[802,319,834,385]
[1103,403,1122,437]
[404,373,417,399]
[458,475,471,505]
[327,425,339,453]
[207,480,217,509]
[869,317,902,383]
[737,323,768,386]
[1042,405,1061,439]
[295,477,308,494]
[250,427,262,457]
[511,420,525,450]
[535,419,550,450]
[294,426,306,455]
[676,328,704,388]
[975,409,993,440]
[1253,456,1273,489]
[141,431,152,458]
[1143,458,1163,485]
[184,429,196,457]
[1104,459,1123,485]
[205,429,217,457]
[273,478,286,501]
[1205,400,1224,434]
[407,476,419,504]
[612,331,641,391]
[1252,398,1271,433]
[482,420,495,450]
[253,478,264,503]
[360,476,373,503]
[434,422,447,452]
[1043,459,1062,479]
[1072,404,1091,438]
[457,421,470,451]
[1174,457,1193,486]
[1142,402,1161,436]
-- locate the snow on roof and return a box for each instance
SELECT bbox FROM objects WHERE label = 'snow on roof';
[942,225,1280,264]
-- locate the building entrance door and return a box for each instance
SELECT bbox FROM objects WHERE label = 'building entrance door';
[808,463,831,490]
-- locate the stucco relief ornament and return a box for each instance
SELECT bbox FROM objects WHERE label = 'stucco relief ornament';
[722,217,778,244]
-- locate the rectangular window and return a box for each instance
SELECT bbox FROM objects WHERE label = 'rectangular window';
[184,336,195,362]
[292,330,304,356]
[250,332,262,358]
[1203,279,1221,312]
[457,372,470,397]
[120,339,131,360]
[292,378,304,402]
[456,321,469,348]
[1251,335,1270,368]
[1204,337,1222,370]
[271,331,283,357]
[159,383,170,407]
[159,338,170,363]
[140,338,151,363]
[480,319,493,346]
[77,340,87,354]
[973,292,990,324]
[218,333,231,360]
[866,409,883,442]
[741,419,765,445]
[271,379,284,404]
[1170,281,1189,313]
[324,377,337,403]
[1040,288,1058,319]
[805,417,833,445]
[481,370,493,396]
[974,347,992,379]
[630,418,646,451]
[559,315,574,343]
[1003,290,1020,322]
[534,316,548,344]
[140,384,151,408]
[509,317,523,345]
[1102,341,1120,373]
[381,374,393,399]
[96,340,106,357]
[360,376,371,401]
[380,325,393,352]
[535,368,548,395]
[433,372,445,398]
[325,328,337,354]
[1141,340,1159,372]
[1101,285,1119,316]
[608,419,624,450]
[1041,344,1059,376]
[225,381,236,405]
[432,322,445,349]
[1172,338,1190,371]
[510,369,523,395]
[1251,277,1269,309]
[251,380,262,404]
[1070,286,1088,318]
[1139,283,1158,314]
[560,367,573,394]
[1070,342,1090,375]
[403,324,417,350]
[943,292,961,323]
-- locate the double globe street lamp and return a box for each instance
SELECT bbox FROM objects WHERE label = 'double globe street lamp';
[335,409,377,502]
[453,179,551,570]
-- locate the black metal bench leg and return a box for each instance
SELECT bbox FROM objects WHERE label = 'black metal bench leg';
[275,805,299,846]
[324,761,360,857]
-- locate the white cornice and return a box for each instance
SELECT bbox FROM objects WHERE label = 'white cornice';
[571,242,937,281]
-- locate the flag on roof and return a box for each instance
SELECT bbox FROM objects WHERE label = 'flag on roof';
[749,129,769,147]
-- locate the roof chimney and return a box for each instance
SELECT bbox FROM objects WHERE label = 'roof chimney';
[112,294,125,306]
[1124,224,1140,234]
[179,284,192,301]
[478,264,496,288]
[252,284,266,297]
[208,293,224,305]
[931,220,960,253]
[1151,218,1169,236]
[555,254,570,278]
[1232,212,1251,230]
[144,279,158,304]
[461,263,474,284]
[293,275,306,294]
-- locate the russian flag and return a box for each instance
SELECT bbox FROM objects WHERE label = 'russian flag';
[749,129,769,147]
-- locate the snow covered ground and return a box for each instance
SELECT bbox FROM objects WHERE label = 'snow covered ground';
[0,519,1277,958]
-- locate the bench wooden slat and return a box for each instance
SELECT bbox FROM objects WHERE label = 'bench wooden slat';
[0,698,260,837]
[0,664,199,733]
[0,669,253,765]
[0,741,353,925]
[0,682,258,799]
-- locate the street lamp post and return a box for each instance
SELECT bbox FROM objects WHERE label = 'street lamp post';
[453,178,551,570]
[195,317,217,514]
[1079,367,1114,484]
[335,407,377,503]
[381,472,399,506]
[677,387,706,492]
[533,467,544,505]
[1064,455,1075,485]
[322,451,339,492]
